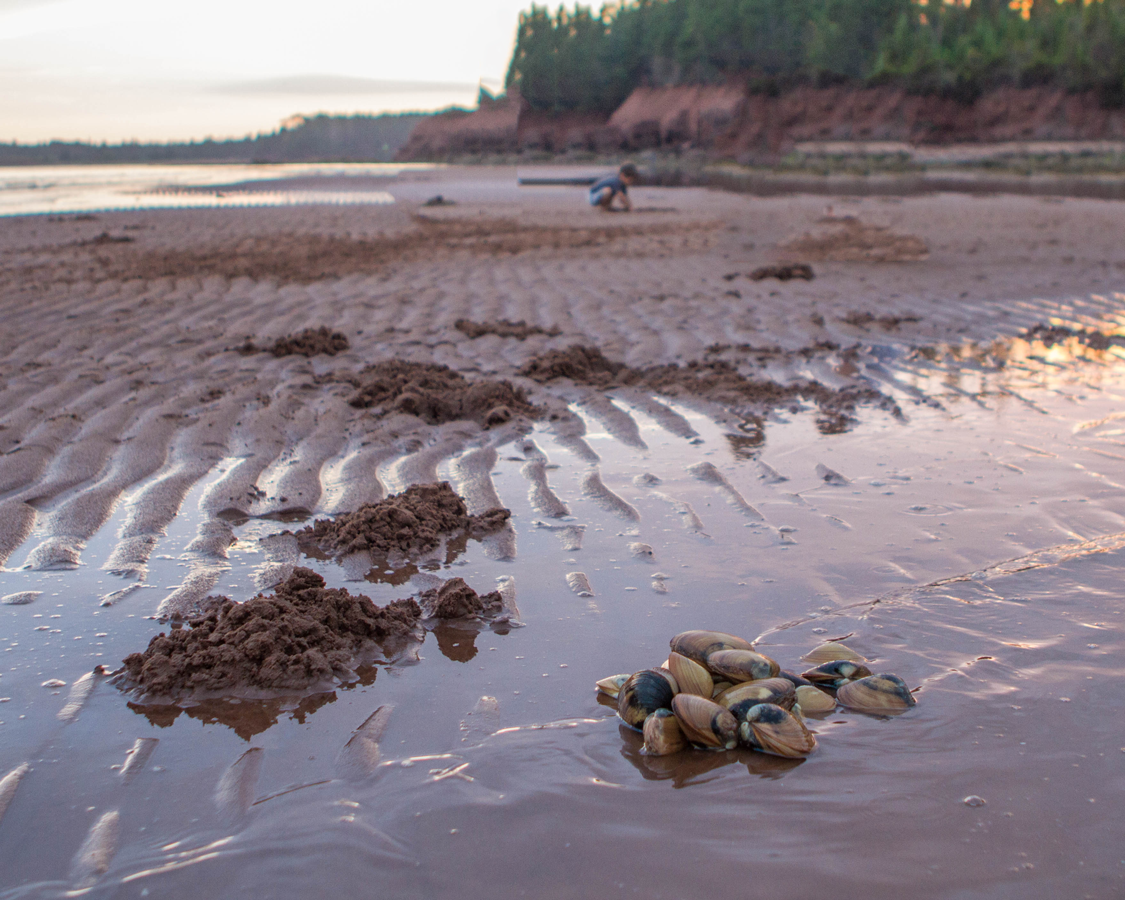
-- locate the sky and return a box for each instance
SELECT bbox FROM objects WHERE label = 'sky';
[0,0,535,143]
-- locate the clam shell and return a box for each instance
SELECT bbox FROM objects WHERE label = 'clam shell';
[617,669,677,729]
[836,673,916,712]
[711,681,733,699]
[794,684,836,714]
[655,667,679,694]
[716,678,796,717]
[802,641,867,664]
[667,652,713,697]
[800,660,872,687]
[670,694,739,750]
[739,703,818,758]
[778,670,815,688]
[669,630,754,667]
[706,648,780,683]
[642,709,686,756]
[596,674,630,699]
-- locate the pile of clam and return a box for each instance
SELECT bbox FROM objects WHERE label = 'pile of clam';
[597,630,916,758]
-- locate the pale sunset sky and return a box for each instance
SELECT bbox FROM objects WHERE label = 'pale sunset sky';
[0,0,536,143]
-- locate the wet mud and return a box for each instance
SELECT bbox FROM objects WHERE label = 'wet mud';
[236,326,350,357]
[119,568,421,698]
[519,344,900,432]
[339,360,539,427]
[295,482,510,561]
[454,319,561,340]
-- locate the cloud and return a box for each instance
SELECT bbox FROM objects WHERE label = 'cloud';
[213,74,477,96]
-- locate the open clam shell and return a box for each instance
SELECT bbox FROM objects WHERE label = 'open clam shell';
[670,694,739,750]
[739,703,818,758]
[642,709,686,756]
[667,652,713,697]
[596,674,630,699]
[836,673,916,712]
[715,678,796,717]
[800,660,872,687]
[669,630,754,667]
[794,684,837,714]
[617,669,678,730]
[706,649,780,683]
[802,641,867,664]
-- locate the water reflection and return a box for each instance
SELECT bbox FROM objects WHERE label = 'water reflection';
[430,621,479,663]
[616,723,804,784]
[126,666,378,740]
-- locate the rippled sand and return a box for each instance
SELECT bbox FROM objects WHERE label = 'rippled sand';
[0,168,1124,898]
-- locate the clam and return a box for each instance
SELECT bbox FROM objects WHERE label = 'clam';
[711,681,733,699]
[778,670,815,688]
[706,648,780,683]
[794,684,837,714]
[617,669,677,729]
[802,641,867,664]
[836,673,916,712]
[739,703,818,758]
[670,694,739,750]
[800,660,872,687]
[667,652,713,697]
[596,674,630,699]
[716,678,796,717]
[669,630,754,667]
[642,709,686,756]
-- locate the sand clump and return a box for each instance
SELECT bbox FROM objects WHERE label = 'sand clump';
[781,216,928,262]
[519,345,899,432]
[1022,323,1125,351]
[119,568,422,698]
[296,482,510,561]
[749,263,814,281]
[340,360,539,427]
[455,319,562,340]
[840,311,922,330]
[238,326,350,357]
[418,577,503,619]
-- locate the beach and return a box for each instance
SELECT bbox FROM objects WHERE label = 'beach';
[1,165,1124,898]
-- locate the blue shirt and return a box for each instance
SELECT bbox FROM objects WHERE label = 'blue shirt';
[590,174,627,197]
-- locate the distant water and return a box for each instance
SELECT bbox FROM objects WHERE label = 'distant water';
[0,163,424,217]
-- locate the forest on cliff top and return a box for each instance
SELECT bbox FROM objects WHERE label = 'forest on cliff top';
[504,0,1125,111]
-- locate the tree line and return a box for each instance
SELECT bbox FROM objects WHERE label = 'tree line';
[0,112,427,166]
[504,0,1125,111]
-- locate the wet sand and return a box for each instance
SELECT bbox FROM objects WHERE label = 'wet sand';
[1,166,1124,898]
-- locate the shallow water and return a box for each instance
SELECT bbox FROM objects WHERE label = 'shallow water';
[2,327,1125,897]
[0,165,418,217]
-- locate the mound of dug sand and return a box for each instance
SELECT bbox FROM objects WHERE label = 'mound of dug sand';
[340,360,539,427]
[296,482,510,560]
[781,216,928,262]
[455,319,561,340]
[519,345,898,432]
[119,568,421,698]
[418,577,503,619]
[237,326,350,357]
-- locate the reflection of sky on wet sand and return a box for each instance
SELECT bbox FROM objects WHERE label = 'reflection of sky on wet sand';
[4,316,1125,895]
[0,164,413,217]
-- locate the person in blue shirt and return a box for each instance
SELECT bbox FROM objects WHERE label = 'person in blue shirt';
[589,162,638,211]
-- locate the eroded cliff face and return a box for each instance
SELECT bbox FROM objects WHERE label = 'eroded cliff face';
[395,84,1125,161]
